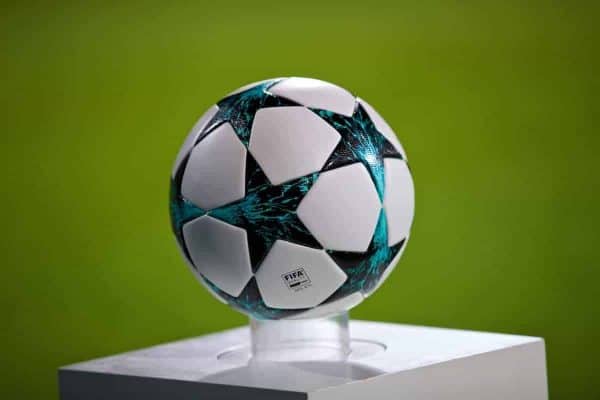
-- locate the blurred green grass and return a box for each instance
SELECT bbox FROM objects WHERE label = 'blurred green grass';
[1,0,598,398]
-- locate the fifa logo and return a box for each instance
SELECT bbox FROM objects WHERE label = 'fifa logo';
[282,268,312,292]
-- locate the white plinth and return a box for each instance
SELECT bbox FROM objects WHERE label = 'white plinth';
[59,320,548,399]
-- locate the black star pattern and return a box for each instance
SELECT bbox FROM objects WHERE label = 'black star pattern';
[199,79,299,147]
[312,104,403,201]
[170,80,410,319]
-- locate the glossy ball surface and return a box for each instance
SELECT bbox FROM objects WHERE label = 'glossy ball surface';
[170,77,414,319]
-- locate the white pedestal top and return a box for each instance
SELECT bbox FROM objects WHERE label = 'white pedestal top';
[60,320,548,399]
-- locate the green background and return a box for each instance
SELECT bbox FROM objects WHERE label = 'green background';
[2,0,598,398]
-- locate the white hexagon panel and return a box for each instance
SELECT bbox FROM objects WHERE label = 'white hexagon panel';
[269,77,356,116]
[182,215,252,297]
[358,98,407,160]
[255,240,347,309]
[181,123,247,210]
[297,162,382,252]
[171,105,219,178]
[249,106,340,185]
[383,158,415,246]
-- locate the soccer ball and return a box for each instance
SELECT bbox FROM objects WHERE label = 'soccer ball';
[170,77,414,320]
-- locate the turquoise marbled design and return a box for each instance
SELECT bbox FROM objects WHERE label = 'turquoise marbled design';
[211,155,321,269]
[169,175,206,245]
[313,104,402,201]
[170,79,409,319]
[309,104,406,299]
[325,209,406,302]
[200,79,298,147]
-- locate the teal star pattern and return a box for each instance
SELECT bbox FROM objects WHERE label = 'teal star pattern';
[170,80,409,319]
[312,104,403,201]
[200,79,298,147]
[326,209,405,301]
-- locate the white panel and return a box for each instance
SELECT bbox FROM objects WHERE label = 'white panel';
[358,98,407,160]
[176,242,228,304]
[172,105,219,178]
[269,77,356,116]
[364,236,409,297]
[226,78,286,97]
[384,159,415,246]
[181,123,246,210]
[249,107,340,185]
[286,292,364,319]
[297,163,381,252]
[255,240,347,309]
[182,216,252,297]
